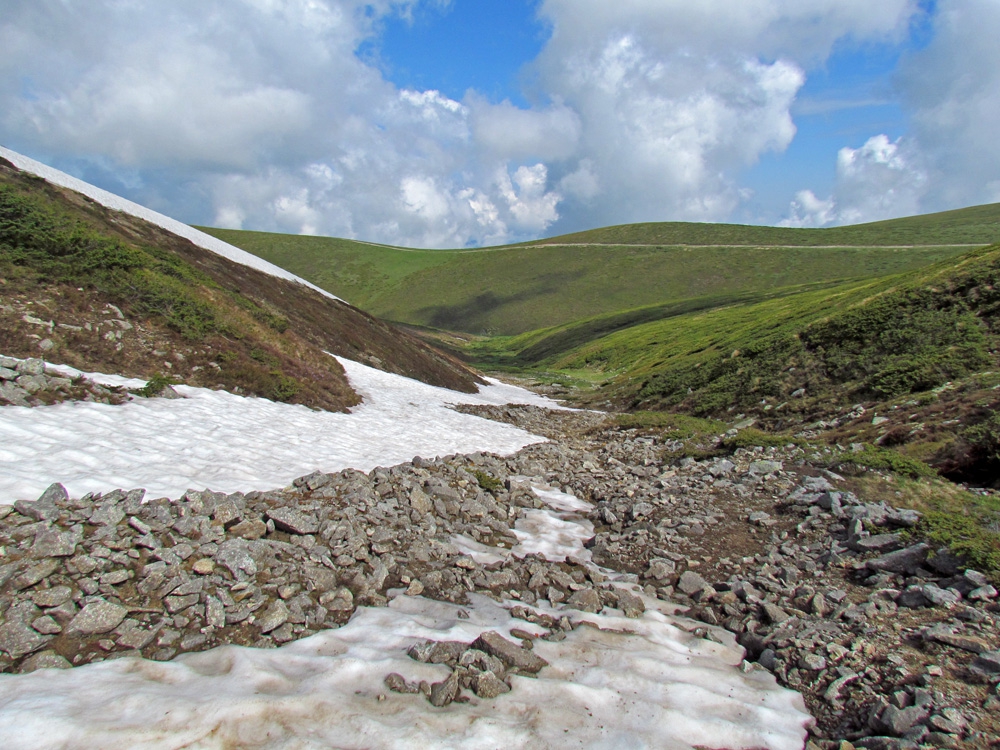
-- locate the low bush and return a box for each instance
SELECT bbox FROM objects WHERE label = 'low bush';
[835,444,936,479]
[721,428,794,451]
[472,470,504,493]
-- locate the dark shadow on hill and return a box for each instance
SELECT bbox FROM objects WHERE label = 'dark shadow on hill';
[510,280,859,366]
[420,271,587,333]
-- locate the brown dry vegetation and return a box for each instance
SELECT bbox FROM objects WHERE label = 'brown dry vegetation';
[0,158,482,412]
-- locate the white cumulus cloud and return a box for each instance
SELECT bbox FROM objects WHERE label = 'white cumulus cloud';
[2,0,955,246]
[782,135,926,227]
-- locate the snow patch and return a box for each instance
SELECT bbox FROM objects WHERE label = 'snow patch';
[0,356,557,504]
[0,146,343,303]
[0,592,811,750]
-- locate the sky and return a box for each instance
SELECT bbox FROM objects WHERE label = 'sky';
[1,0,998,248]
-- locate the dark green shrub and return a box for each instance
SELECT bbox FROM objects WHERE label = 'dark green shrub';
[472,470,504,493]
[835,444,935,478]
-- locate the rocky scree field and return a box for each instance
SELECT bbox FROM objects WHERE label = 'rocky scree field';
[2,400,1000,747]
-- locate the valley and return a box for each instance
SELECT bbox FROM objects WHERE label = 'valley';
[2,147,1000,748]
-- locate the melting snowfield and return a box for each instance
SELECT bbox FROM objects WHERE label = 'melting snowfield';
[0,363,813,748]
[0,484,812,750]
[0,357,555,505]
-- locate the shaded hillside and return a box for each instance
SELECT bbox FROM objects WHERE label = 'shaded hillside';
[202,224,982,336]
[0,158,481,411]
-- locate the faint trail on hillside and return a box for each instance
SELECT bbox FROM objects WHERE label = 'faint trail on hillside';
[520,242,986,250]
[371,241,986,253]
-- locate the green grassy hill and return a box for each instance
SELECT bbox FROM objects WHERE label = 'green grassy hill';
[521,202,1000,248]
[477,243,1000,406]
[199,201,1000,336]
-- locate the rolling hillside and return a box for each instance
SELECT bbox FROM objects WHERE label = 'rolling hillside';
[0,154,482,411]
[200,204,1000,335]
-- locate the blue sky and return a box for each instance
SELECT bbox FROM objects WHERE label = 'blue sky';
[362,0,551,108]
[1,1,997,246]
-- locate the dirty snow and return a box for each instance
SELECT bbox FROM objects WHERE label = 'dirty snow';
[0,146,342,303]
[0,356,559,505]
[0,485,813,750]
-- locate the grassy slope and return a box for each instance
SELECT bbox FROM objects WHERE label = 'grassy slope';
[199,202,1000,336]
[481,244,1000,407]
[523,201,1000,248]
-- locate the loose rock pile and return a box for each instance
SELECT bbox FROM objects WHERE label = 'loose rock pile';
[386,629,549,706]
[0,357,129,407]
[0,446,643,678]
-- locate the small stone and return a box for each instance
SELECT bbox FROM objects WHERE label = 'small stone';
[31,528,79,558]
[385,673,419,694]
[866,543,931,575]
[19,650,72,672]
[645,558,676,581]
[896,586,928,609]
[405,579,425,596]
[429,674,460,707]
[256,600,289,634]
[877,705,930,736]
[409,488,433,515]
[116,622,160,650]
[546,586,565,605]
[407,641,468,665]
[762,601,791,624]
[30,586,73,608]
[192,559,215,575]
[471,671,511,699]
[748,460,782,475]
[12,559,60,591]
[215,539,257,578]
[971,650,1000,675]
[0,621,52,659]
[17,358,45,376]
[67,600,128,635]
[319,587,354,613]
[30,616,62,635]
[266,508,318,535]
[89,502,125,527]
[180,634,208,651]
[927,714,962,735]
[616,588,645,618]
[799,653,826,671]
[921,584,960,608]
[100,570,130,586]
[968,585,998,601]
[228,518,266,540]
[823,671,860,703]
[471,631,549,674]
[924,625,989,653]
[566,587,602,613]
[677,570,709,597]
[205,596,226,629]
[15,483,66,521]
[164,593,199,614]
[211,500,242,529]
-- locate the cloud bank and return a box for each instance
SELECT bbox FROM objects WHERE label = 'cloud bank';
[1,1,995,245]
